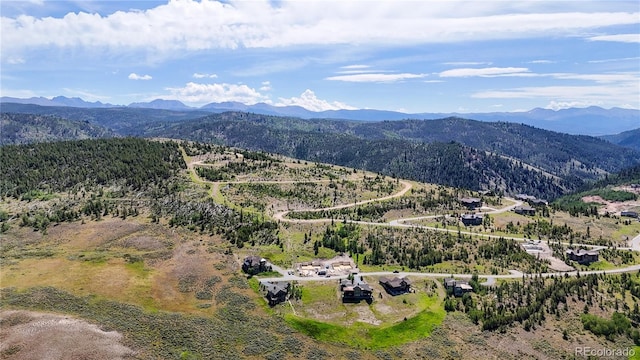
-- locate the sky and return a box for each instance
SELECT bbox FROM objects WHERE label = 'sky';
[1,0,639,113]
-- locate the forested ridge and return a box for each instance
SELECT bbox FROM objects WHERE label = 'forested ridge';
[0,137,280,248]
[3,107,637,199]
[0,103,209,135]
[142,111,638,180]
[0,112,114,145]
[142,115,576,199]
[600,128,640,151]
[345,117,638,178]
[587,163,640,189]
[0,137,186,198]
[3,105,636,179]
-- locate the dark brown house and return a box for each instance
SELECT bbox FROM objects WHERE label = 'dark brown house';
[379,276,411,295]
[515,194,536,201]
[529,198,548,207]
[461,214,483,226]
[514,205,536,216]
[459,197,482,209]
[262,281,289,306]
[242,256,270,275]
[340,278,373,303]
[566,249,599,264]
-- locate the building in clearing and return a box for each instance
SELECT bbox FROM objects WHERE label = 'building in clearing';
[379,276,411,295]
[621,211,638,218]
[514,205,536,216]
[515,194,547,206]
[242,256,271,275]
[261,281,290,306]
[443,278,474,297]
[461,214,483,226]
[566,249,599,265]
[340,278,373,303]
[515,194,536,201]
[459,197,482,209]
[529,198,548,207]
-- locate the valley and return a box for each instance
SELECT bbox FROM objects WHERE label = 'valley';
[1,137,639,359]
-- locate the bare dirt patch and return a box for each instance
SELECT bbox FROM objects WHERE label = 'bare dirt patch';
[0,310,136,360]
[581,195,640,215]
[121,236,168,251]
[46,217,145,249]
[349,304,382,326]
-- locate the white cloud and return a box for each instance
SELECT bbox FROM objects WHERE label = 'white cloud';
[259,81,271,91]
[588,34,640,43]
[439,67,531,77]
[442,61,492,66]
[276,89,357,111]
[2,1,639,60]
[588,56,640,63]
[0,88,38,98]
[549,72,638,83]
[6,57,25,64]
[193,72,218,79]
[529,60,554,64]
[62,87,110,101]
[164,82,268,105]
[545,100,602,110]
[336,69,388,75]
[128,73,152,80]
[341,64,370,70]
[472,84,640,108]
[326,72,427,83]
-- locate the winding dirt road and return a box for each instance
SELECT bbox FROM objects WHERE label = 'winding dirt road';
[273,179,413,222]
[188,158,640,280]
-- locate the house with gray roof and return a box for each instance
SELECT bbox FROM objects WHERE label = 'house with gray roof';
[340,278,373,303]
[459,197,482,209]
[514,205,536,216]
[443,277,474,297]
[261,281,290,306]
[566,249,599,265]
[379,276,411,295]
[461,213,483,226]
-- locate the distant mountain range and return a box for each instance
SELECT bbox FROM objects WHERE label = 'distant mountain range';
[1,96,116,108]
[2,103,638,199]
[1,96,638,136]
[599,128,640,151]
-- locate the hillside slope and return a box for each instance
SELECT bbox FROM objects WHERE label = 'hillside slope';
[345,117,639,179]
[0,103,209,135]
[0,113,115,145]
[142,114,575,199]
[141,112,638,182]
[2,108,635,199]
[600,128,640,151]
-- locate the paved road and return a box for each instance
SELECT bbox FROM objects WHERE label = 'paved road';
[259,265,640,283]
[630,233,640,251]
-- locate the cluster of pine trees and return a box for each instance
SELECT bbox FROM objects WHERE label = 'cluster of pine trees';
[460,272,640,344]
[1,138,186,198]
